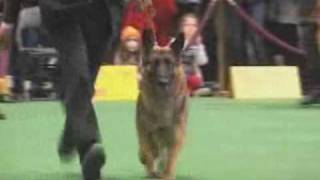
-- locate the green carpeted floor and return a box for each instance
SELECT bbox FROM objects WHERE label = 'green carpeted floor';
[0,98,320,180]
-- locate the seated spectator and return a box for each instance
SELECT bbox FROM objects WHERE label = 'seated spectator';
[1,0,39,101]
[15,6,41,49]
[180,13,209,94]
[114,26,142,65]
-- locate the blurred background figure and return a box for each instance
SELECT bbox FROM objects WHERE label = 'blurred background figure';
[121,0,177,46]
[176,0,202,18]
[114,26,142,65]
[104,0,127,63]
[0,0,10,103]
[266,0,302,66]
[244,0,268,65]
[301,0,320,105]
[227,0,267,66]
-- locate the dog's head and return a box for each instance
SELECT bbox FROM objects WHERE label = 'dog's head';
[141,30,185,89]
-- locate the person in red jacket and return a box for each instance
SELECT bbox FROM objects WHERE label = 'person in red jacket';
[121,0,177,47]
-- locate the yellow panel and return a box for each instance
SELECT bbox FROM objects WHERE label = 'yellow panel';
[94,66,139,101]
[0,77,9,95]
[230,66,302,99]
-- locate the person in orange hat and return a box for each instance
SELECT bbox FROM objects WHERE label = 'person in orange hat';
[114,26,142,65]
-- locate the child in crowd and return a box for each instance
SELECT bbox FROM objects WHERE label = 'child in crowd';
[114,26,142,65]
[180,13,209,95]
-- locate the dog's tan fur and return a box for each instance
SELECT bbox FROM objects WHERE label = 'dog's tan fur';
[136,43,188,179]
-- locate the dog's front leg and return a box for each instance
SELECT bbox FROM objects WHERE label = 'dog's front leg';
[139,139,158,178]
[162,125,185,179]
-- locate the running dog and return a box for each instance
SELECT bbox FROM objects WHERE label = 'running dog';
[136,31,188,179]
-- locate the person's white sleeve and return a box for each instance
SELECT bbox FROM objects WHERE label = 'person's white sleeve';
[195,44,208,66]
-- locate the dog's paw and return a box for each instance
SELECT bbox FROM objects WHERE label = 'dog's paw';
[158,172,175,180]
[146,171,162,179]
[139,151,147,165]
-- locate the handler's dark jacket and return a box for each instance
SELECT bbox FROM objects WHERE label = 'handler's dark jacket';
[4,0,125,24]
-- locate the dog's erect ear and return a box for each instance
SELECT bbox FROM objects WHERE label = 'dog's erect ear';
[142,29,155,57]
[170,33,185,58]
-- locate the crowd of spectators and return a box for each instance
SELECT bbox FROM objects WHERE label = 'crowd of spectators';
[0,0,320,103]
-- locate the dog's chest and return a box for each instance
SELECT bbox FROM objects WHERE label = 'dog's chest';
[139,95,180,131]
[154,98,175,120]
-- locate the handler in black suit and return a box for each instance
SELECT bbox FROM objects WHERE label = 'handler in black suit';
[0,0,121,179]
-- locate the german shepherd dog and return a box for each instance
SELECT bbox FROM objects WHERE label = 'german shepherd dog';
[136,31,188,179]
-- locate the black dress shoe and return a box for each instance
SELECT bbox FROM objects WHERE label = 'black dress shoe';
[81,143,106,180]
